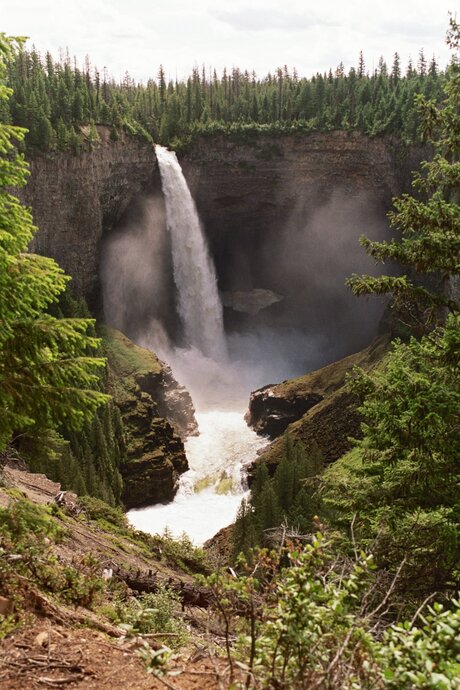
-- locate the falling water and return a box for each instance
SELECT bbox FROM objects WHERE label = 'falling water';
[155,145,226,360]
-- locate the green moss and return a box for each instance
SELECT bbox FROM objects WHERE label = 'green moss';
[100,326,163,380]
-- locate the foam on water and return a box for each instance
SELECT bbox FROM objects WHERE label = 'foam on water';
[128,409,267,545]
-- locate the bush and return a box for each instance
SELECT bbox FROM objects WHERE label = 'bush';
[115,585,188,648]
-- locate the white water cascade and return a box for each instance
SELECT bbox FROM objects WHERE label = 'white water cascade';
[127,147,268,545]
[129,410,267,545]
[155,145,226,360]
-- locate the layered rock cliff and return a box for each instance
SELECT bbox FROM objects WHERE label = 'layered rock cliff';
[102,327,197,509]
[20,127,158,305]
[181,131,427,355]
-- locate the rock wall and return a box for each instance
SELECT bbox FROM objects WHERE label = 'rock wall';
[181,132,423,245]
[181,131,427,355]
[102,327,197,509]
[248,336,389,472]
[20,127,158,305]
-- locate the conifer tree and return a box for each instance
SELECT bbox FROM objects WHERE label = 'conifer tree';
[0,33,109,451]
[347,17,460,330]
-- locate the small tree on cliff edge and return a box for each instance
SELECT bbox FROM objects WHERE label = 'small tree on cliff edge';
[347,16,460,333]
[0,34,109,451]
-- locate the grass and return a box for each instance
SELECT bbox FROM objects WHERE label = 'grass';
[79,495,209,575]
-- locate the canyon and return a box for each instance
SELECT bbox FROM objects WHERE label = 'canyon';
[20,128,428,510]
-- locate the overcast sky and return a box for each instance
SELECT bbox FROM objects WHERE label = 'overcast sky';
[2,0,456,82]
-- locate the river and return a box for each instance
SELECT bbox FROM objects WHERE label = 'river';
[128,407,266,545]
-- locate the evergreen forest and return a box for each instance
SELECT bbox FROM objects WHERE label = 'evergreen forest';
[1,44,450,151]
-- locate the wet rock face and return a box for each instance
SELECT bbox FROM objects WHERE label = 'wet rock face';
[181,131,428,356]
[119,398,188,509]
[19,127,158,305]
[245,385,323,439]
[152,363,199,439]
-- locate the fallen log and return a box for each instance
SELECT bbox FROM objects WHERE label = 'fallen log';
[120,571,212,608]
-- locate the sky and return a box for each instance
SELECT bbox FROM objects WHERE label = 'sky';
[1,0,456,83]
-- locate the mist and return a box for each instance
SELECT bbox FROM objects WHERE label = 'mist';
[101,181,389,411]
[100,192,178,343]
[261,188,389,355]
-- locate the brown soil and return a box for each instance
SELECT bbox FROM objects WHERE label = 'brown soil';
[0,462,234,689]
[0,621,231,689]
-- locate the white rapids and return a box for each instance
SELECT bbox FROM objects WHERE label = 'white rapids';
[128,409,266,545]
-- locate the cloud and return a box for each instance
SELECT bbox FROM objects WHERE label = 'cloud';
[1,0,454,83]
[212,8,337,33]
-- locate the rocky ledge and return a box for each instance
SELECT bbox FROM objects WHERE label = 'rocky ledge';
[248,336,389,471]
[245,385,323,438]
[101,327,197,509]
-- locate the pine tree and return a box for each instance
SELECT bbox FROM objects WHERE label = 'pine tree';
[233,498,256,556]
[347,18,460,331]
[0,33,109,452]
[357,51,366,78]
[257,484,281,534]
[391,53,401,83]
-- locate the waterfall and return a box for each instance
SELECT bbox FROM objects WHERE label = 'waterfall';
[155,145,226,360]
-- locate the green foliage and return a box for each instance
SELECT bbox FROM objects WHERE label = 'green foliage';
[322,315,460,591]
[323,24,460,593]
[347,18,460,329]
[0,499,105,610]
[76,498,208,575]
[136,642,175,676]
[205,539,460,689]
[78,495,128,529]
[158,528,208,574]
[380,600,460,690]
[114,586,188,647]
[0,34,109,453]
[243,540,377,689]
[3,38,447,151]
[0,497,66,545]
[234,437,324,556]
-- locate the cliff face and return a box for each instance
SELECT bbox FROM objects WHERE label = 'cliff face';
[181,131,427,355]
[247,336,389,471]
[102,327,197,509]
[20,127,158,305]
[181,131,422,229]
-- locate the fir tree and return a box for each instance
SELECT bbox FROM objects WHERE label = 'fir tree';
[347,17,460,331]
[0,34,109,452]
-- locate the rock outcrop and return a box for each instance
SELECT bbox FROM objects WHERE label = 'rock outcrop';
[245,385,322,438]
[221,288,283,315]
[101,327,197,509]
[20,127,158,304]
[248,336,389,471]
